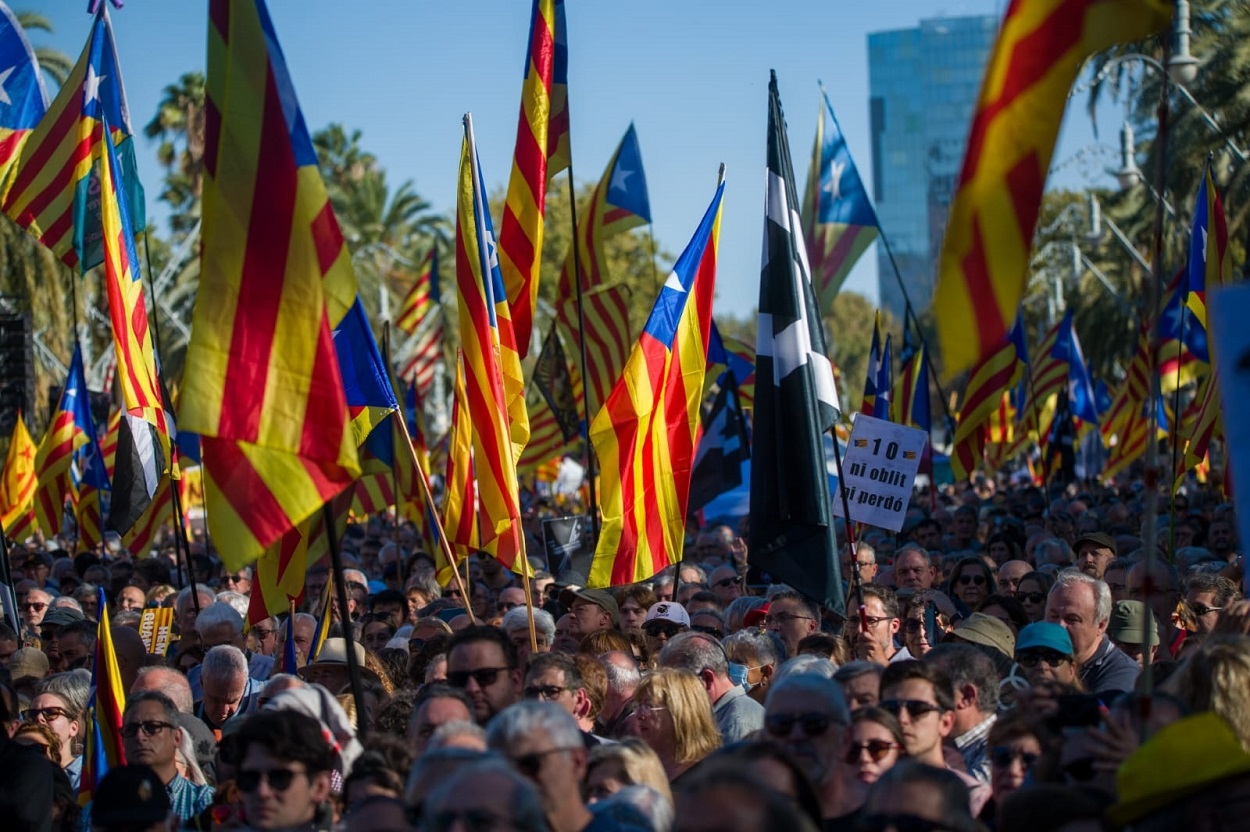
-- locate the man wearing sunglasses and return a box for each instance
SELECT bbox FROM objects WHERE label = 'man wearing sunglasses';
[761,672,851,821]
[708,565,744,605]
[879,660,989,815]
[234,710,336,831]
[81,691,214,830]
[446,626,522,725]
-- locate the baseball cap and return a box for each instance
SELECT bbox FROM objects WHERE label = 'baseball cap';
[92,764,172,828]
[644,601,690,627]
[1108,600,1161,647]
[952,613,1015,658]
[41,607,86,629]
[1073,532,1117,555]
[559,587,619,623]
[9,647,49,682]
[744,603,769,627]
[1014,622,1074,657]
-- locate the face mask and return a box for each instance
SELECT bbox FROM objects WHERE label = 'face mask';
[728,661,751,690]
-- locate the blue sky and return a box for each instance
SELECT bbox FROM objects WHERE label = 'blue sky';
[30,0,1119,319]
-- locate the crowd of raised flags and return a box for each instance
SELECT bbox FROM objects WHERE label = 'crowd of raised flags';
[0,0,1242,810]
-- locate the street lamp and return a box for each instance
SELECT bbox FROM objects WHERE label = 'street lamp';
[1115,121,1143,190]
[1168,0,1199,86]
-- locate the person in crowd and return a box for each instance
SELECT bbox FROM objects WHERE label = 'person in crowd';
[1107,600,1160,667]
[658,631,763,743]
[1044,570,1140,696]
[1073,532,1117,580]
[849,585,902,664]
[406,683,475,757]
[629,667,721,782]
[893,545,937,592]
[232,709,336,831]
[523,653,603,745]
[762,671,851,823]
[835,705,906,824]
[445,626,522,725]
[0,680,58,832]
[196,645,261,736]
[923,644,999,783]
[947,557,996,615]
[861,761,981,832]
[1013,622,1081,688]
[978,714,1043,827]
[996,560,1032,595]
[174,587,216,641]
[616,586,656,634]
[188,602,275,698]
[560,588,618,639]
[974,594,1029,636]
[1168,635,1250,749]
[26,676,86,789]
[131,667,217,782]
[722,628,778,706]
[673,767,819,832]
[842,542,878,587]
[585,738,673,805]
[833,662,883,711]
[707,565,744,606]
[1182,572,1240,637]
[503,606,555,671]
[1014,571,1054,624]
[642,602,690,656]
[763,590,821,657]
[417,756,549,832]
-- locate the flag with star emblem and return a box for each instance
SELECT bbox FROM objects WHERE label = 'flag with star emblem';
[748,72,844,616]
[1156,270,1206,393]
[932,0,1172,375]
[589,178,723,587]
[861,313,883,417]
[801,85,879,312]
[2,3,145,273]
[0,2,49,189]
[33,346,94,538]
[688,371,750,514]
[0,411,37,538]
[73,420,110,551]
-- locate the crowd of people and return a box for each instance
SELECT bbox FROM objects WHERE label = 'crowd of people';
[2,480,1250,832]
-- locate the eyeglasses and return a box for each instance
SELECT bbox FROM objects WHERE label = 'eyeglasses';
[1015,591,1046,604]
[862,615,895,629]
[237,767,305,793]
[643,622,686,638]
[713,576,743,588]
[634,703,668,720]
[880,699,944,719]
[843,739,901,765]
[510,746,576,778]
[251,628,274,640]
[21,707,69,723]
[1188,602,1224,617]
[764,712,833,738]
[222,574,249,584]
[855,813,948,832]
[957,574,987,586]
[499,601,523,612]
[1016,649,1070,668]
[691,625,725,638]
[447,666,511,688]
[990,746,1039,769]
[429,809,510,832]
[121,720,176,739]
[21,602,47,612]
[523,685,571,701]
[763,612,814,626]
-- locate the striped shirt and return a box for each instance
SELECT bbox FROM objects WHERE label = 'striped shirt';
[80,774,214,832]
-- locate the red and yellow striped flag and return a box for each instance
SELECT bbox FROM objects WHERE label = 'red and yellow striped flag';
[933,0,1172,375]
[457,117,529,574]
[100,409,120,482]
[79,586,126,805]
[951,317,1027,481]
[34,348,93,538]
[179,0,360,571]
[395,247,439,336]
[498,0,571,358]
[122,478,173,559]
[442,354,477,584]
[0,413,37,536]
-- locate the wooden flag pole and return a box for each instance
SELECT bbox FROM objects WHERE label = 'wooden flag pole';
[565,167,601,540]
[322,502,369,738]
[518,535,538,654]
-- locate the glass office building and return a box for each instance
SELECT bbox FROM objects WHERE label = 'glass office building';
[868,15,998,323]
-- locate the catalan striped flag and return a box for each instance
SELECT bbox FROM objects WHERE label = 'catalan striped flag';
[861,313,883,417]
[456,115,529,574]
[589,179,724,587]
[555,124,652,413]
[1,4,146,273]
[801,85,879,311]
[308,571,333,661]
[100,409,120,481]
[443,352,477,579]
[79,586,126,805]
[1014,318,1066,459]
[247,518,314,628]
[1053,311,1099,429]
[892,343,930,432]
[73,426,110,552]
[932,0,1172,375]
[498,0,571,358]
[121,478,172,559]
[97,109,172,537]
[179,0,361,572]
[0,2,48,187]
[873,333,893,421]
[33,346,93,538]
[0,412,36,537]
[398,312,445,398]
[395,246,439,336]
[1156,272,1206,393]
[951,316,1027,481]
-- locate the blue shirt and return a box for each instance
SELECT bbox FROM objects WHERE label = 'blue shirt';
[81,774,214,832]
[64,754,82,791]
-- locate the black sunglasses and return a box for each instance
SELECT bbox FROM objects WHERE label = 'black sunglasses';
[764,712,833,738]
[880,699,944,719]
[121,721,175,739]
[1016,649,1070,668]
[643,622,686,637]
[957,574,987,586]
[1015,590,1046,604]
[237,768,302,793]
[691,625,724,638]
[713,576,743,588]
[447,666,511,688]
[990,746,1039,769]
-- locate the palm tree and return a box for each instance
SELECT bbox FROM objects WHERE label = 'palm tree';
[15,10,72,91]
[144,72,206,234]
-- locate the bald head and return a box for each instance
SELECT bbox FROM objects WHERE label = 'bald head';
[997,560,1032,594]
[132,666,194,713]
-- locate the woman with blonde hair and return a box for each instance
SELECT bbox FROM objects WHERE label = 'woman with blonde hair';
[1168,634,1250,748]
[629,667,721,781]
[586,737,673,804]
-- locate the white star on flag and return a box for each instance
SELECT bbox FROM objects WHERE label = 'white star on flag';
[610,164,634,195]
[84,65,105,104]
[824,160,845,202]
[0,66,14,107]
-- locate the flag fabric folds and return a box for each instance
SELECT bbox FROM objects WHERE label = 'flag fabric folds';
[532,326,580,443]
[589,179,724,587]
[395,246,440,336]
[749,72,844,616]
[98,110,172,536]
[79,586,126,805]
[873,333,893,421]
[0,412,36,536]
[456,115,529,574]
[443,353,478,577]
[33,346,93,538]
[951,316,1027,481]
[0,2,48,187]
[860,314,882,417]
[932,0,1172,375]
[2,4,145,273]
[688,373,751,514]
[801,85,879,311]
[499,0,570,358]
[74,427,110,551]
[122,478,172,559]
[179,0,361,571]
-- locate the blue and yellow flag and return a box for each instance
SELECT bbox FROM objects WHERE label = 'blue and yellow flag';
[80,586,126,805]
[0,2,48,186]
[33,346,94,537]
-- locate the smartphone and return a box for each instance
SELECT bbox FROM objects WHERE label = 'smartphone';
[924,602,938,647]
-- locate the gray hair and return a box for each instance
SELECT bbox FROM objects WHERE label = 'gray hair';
[1034,537,1074,567]
[111,610,142,628]
[406,572,442,600]
[722,596,766,633]
[765,672,851,726]
[215,591,250,619]
[282,612,317,638]
[833,660,883,686]
[124,690,180,724]
[600,785,673,832]
[35,671,90,718]
[723,629,778,667]
[134,666,195,713]
[502,606,555,639]
[772,654,836,683]
[421,757,549,832]
[599,651,641,694]
[49,596,83,613]
[201,644,248,684]
[177,586,216,614]
[486,700,581,753]
[1051,569,1113,625]
[429,720,487,751]
[923,644,1000,714]
[196,601,244,637]
[658,632,728,678]
[73,583,99,602]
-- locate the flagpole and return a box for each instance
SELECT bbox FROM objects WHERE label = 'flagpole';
[322,502,368,738]
[565,168,601,539]
[1168,306,1185,556]
[645,223,663,289]
[518,537,538,655]
[140,236,199,616]
[380,323,406,588]
[828,424,867,633]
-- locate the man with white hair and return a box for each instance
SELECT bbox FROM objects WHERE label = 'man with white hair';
[659,631,763,742]
[598,651,640,735]
[219,565,253,596]
[277,613,317,667]
[763,672,852,822]
[1044,570,1140,697]
[502,606,554,671]
[196,644,261,735]
[20,588,51,633]
[175,586,216,640]
[188,602,275,700]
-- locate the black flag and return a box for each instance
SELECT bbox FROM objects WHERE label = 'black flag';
[689,374,750,513]
[748,71,845,615]
[533,326,581,442]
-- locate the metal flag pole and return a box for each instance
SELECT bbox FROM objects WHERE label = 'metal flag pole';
[380,323,406,587]
[565,167,601,540]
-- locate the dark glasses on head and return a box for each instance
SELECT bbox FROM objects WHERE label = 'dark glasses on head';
[843,739,901,764]
[764,712,833,738]
[447,666,510,688]
[236,768,302,793]
[990,746,1038,769]
[879,699,943,719]
[957,574,986,586]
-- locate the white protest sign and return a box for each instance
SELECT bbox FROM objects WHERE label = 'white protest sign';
[1210,283,1250,555]
[831,414,927,532]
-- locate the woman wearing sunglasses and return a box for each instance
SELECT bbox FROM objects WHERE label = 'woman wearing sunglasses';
[1013,572,1055,624]
[978,715,1043,828]
[948,556,996,615]
[24,685,85,789]
[843,706,906,786]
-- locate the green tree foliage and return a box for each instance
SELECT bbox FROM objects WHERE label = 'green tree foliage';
[144,72,206,233]
[825,291,897,414]
[17,11,72,89]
